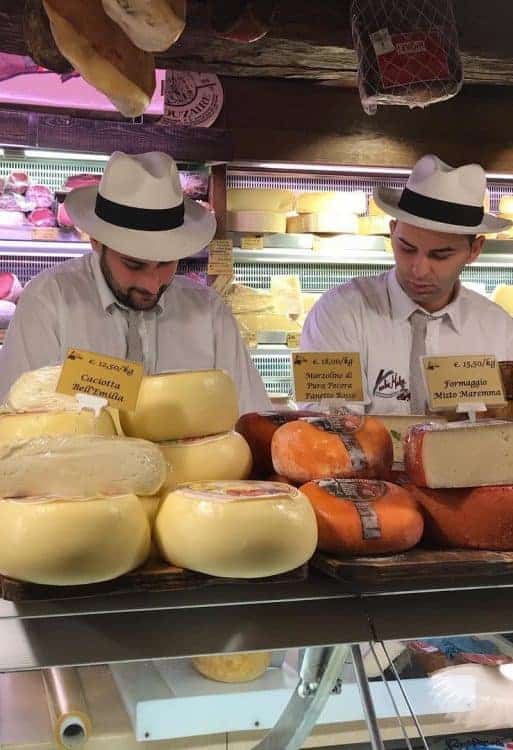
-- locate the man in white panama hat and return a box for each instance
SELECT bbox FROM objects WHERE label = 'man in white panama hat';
[0,151,271,412]
[301,154,513,414]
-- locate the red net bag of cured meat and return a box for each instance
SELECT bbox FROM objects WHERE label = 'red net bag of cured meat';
[351,0,463,115]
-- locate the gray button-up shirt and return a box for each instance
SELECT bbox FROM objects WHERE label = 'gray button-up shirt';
[0,252,271,414]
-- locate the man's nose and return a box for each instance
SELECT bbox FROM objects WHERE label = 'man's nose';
[411,255,430,278]
[139,269,161,294]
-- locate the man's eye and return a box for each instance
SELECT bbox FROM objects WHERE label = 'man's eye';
[124,262,141,270]
[399,245,415,254]
[432,253,452,261]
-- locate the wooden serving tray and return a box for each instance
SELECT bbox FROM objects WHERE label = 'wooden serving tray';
[312,548,513,589]
[0,561,308,602]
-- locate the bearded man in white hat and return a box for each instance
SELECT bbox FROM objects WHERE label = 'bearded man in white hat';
[301,154,513,414]
[0,151,271,412]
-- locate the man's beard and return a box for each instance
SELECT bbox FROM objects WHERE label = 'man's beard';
[100,250,168,311]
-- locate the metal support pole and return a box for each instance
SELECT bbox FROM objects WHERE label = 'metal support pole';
[351,644,385,750]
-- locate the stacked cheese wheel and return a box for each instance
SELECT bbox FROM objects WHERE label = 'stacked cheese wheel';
[495,194,513,239]
[0,367,171,584]
[286,191,364,236]
[404,420,513,550]
[237,409,423,557]
[227,188,295,234]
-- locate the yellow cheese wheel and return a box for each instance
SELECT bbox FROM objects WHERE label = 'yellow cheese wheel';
[0,409,116,443]
[159,432,253,492]
[227,210,286,234]
[192,652,271,683]
[296,191,366,215]
[6,365,81,412]
[227,188,295,213]
[499,195,513,216]
[286,212,358,234]
[138,494,163,560]
[368,195,387,217]
[358,215,391,236]
[492,285,513,315]
[0,494,150,584]
[155,480,318,577]
[0,435,167,499]
[119,370,239,441]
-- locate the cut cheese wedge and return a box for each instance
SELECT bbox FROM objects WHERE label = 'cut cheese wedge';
[227,210,286,234]
[0,409,116,443]
[0,493,150,584]
[119,369,239,441]
[301,478,423,556]
[405,420,513,488]
[271,414,393,484]
[227,188,295,213]
[155,480,318,577]
[492,284,513,315]
[286,212,358,235]
[409,484,513,550]
[296,191,366,216]
[0,435,167,498]
[159,431,253,492]
[376,415,447,465]
[192,652,271,683]
[101,0,185,52]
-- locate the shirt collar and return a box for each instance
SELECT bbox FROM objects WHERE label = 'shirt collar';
[89,251,165,315]
[387,267,463,334]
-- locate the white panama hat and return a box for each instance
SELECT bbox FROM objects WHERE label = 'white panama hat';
[374,154,511,235]
[65,151,216,261]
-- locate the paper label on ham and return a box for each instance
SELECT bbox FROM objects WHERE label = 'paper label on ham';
[302,415,368,472]
[316,478,383,540]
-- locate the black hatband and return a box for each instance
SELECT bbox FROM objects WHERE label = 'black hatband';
[398,187,483,227]
[95,193,184,231]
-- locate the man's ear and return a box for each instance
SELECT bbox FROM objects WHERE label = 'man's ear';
[90,238,103,254]
[389,219,397,237]
[468,235,485,263]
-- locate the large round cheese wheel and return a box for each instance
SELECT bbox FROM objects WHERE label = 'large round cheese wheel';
[227,188,295,213]
[235,410,324,478]
[192,652,271,683]
[300,478,423,556]
[271,414,393,485]
[296,191,366,215]
[227,210,286,234]
[138,494,163,560]
[409,484,513,550]
[155,480,318,577]
[0,409,116,443]
[159,431,252,492]
[286,212,358,235]
[0,494,150,584]
[0,435,167,499]
[119,370,239,441]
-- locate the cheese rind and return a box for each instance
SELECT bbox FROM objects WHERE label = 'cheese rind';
[0,409,116,443]
[101,0,185,52]
[286,212,358,234]
[405,420,513,488]
[0,494,150,584]
[0,435,167,498]
[409,484,513,550]
[271,415,393,484]
[227,189,295,213]
[296,191,366,215]
[119,370,239,441]
[377,415,447,465]
[155,480,318,577]
[227,210,286,234]
[159,432,253,492]
[192,652,271,683]
[301,478,423,556]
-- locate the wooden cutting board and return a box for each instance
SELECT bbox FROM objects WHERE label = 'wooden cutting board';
[312,548,513,589]
[0,561,308,602]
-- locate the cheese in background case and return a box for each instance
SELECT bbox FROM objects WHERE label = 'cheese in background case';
[296,191,366,216]
[492,284,513,315]
[158,432,253,492]
[227,210,286,234]
[286,212,358,235]
[409,484,513,550]
[0,435,167,499]
[192,652,271,683]
[405,420,513,488]
[0,493,150,584]
[227,188,295,213]
[499,194,513,216]
[271,414,393,485]
[377,415,447,465]
[358,215,391,236]
[0,409,116,443]
[300,478,423,556]
[367,195,387,217]
[155,481,318,577]
[119,369,239,442]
